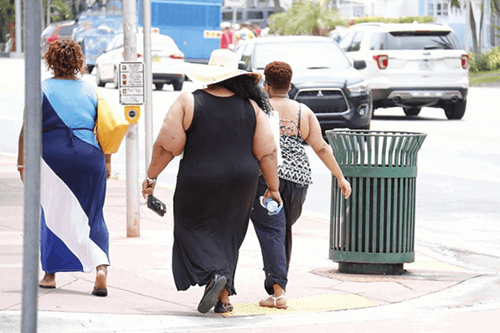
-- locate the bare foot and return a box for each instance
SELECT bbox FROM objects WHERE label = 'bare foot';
[39,272,56,289]
[92,265,108,297]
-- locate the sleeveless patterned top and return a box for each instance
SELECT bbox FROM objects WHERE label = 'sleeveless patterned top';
[277,103,313,185]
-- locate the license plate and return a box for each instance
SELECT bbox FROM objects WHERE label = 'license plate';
[419,60,434,71]
[152,56,161,63]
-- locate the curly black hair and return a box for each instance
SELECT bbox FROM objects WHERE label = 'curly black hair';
[216,75,272,115]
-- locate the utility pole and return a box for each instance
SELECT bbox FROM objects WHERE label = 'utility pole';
[21,0,42,331]
[123,0,141,237]
[142,0,153,171]
[465,0,470,54]
[15,0,21,56]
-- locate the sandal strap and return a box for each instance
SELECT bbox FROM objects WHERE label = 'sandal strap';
[271,294,286,306]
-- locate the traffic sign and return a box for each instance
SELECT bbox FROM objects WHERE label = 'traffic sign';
[119,62,145,105]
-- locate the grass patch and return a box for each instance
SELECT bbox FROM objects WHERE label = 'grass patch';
[469,69,500,86]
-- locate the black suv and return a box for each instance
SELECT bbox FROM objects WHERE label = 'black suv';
[234,36,372,131]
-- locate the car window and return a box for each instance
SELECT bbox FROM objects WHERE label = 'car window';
[382,31,463,50]
[234,44,246,60]
[41,24,57,38]
[254,41,351,70]
[137,34,179,51]
[339,32,355,51]
[59,25,75,36]
[369,32,385,50]
[346,32,363,52]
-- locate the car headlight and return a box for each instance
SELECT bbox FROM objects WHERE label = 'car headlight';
[347,81,369,95]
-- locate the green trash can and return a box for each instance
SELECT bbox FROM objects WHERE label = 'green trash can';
[325,130,427,275]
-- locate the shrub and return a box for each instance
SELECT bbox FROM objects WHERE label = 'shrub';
[469,47,500,73]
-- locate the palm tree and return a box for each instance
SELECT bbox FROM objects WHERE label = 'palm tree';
[269,0,342,35]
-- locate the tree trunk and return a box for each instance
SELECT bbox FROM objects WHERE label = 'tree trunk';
[9,21,16,53]
[493,0,500,16]
[274,0,284,13]
[470,4,480,53]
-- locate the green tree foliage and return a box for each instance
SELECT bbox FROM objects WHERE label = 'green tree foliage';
[268,0,343,35]
[353,16,435,24]
[51,0,73,22]
[469,46,500,72]
[0,0,16,44]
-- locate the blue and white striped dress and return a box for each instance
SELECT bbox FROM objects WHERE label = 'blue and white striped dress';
[40,78,110,273]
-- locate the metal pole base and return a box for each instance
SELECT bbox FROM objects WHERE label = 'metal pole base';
[338,263,405,275]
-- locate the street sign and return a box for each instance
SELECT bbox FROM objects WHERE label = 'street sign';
[119,62,145,105]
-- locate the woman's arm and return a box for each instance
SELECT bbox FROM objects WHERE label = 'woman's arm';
[142,92,194,198]
[302,105,352,199]
[251,100,282,204]
[17,125,24,181]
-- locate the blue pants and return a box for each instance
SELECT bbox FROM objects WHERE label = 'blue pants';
[251,176,308,295]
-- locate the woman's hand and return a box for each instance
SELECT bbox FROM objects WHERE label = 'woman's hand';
[142,178,156,198]
[106,162,111,179]
[18,167,24,182]
[262,188,282,205]
[338,177,352,199]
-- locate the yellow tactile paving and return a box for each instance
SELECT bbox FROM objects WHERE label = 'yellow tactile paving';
[221,293,377,317]
[405,261,472,272]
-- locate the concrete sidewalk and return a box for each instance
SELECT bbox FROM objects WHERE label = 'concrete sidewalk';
[0,154,485,332]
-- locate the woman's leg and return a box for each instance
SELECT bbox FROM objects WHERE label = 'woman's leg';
[39,272,56,288]
[92,264,108,297]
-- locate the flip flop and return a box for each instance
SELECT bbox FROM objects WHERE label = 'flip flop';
[92,286,108,297]
[197,274,227,313]
[259,294,287,309]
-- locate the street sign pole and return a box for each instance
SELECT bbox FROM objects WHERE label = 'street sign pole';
[21,0,42,331]
[123,0,141,237]
[142,0,153,171]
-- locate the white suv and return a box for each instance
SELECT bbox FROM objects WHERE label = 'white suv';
[339,22,469,119]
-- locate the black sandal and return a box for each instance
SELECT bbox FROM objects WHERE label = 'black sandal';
[214,301,234,313]
[197,274,227,313]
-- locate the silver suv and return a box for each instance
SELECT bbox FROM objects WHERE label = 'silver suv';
[339,22,469,119]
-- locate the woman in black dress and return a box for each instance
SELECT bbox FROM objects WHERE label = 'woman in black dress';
[142,49,281,314]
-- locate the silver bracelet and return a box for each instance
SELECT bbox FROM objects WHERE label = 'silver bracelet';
[146,176,157,187]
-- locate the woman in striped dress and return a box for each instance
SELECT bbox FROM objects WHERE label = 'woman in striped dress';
[17,38,111,296]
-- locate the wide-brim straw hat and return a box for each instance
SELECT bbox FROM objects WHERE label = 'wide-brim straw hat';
[184,49,262,85]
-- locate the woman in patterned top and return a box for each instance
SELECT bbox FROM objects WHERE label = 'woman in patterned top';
[251,61,352,309]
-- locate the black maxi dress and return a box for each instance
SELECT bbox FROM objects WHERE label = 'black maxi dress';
[172,90,260,296]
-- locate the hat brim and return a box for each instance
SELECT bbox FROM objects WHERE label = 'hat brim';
[184,63,262,85]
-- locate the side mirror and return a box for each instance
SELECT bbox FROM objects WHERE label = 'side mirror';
[353,60,366,70]
[238,61,246,70]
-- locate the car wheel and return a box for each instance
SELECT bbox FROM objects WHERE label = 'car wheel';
[95,67,105,87]
[154,83,164,91]
[173,80,183,91]
[403,107,421,116]
[444,100,466,120]
[113,67,119,89]
[86,65,94,74]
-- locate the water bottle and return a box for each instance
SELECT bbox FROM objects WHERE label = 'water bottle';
[259,196,283,216]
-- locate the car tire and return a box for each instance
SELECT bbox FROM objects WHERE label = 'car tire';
[403,107,421,116]
[173,80,183,91]
[444,100,466,120]
[154,83,164,91]
[95,67,105,87]
[86,65,94,74]
[113,67,119,89]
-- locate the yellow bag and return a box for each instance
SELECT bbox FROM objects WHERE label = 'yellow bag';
[95,90,130,154]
